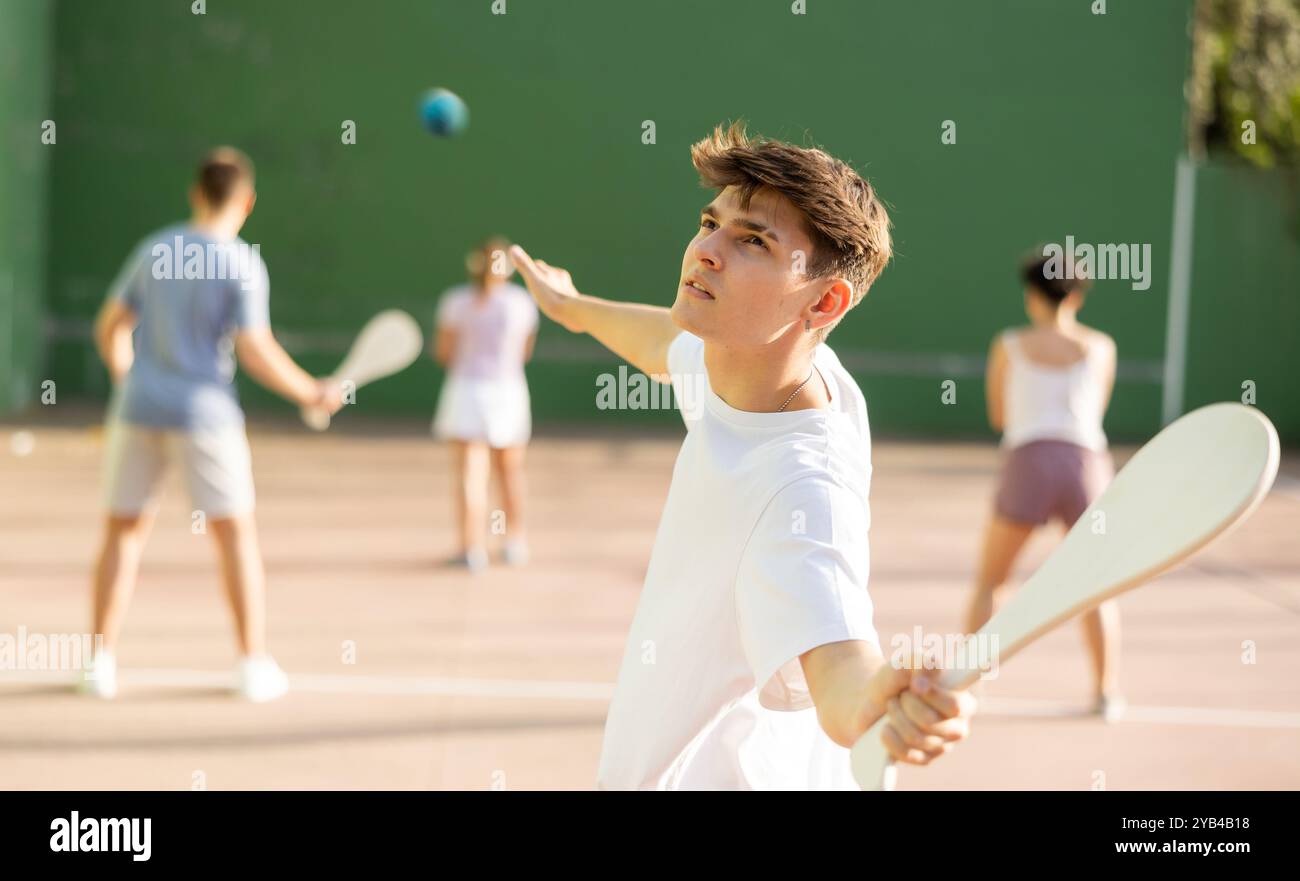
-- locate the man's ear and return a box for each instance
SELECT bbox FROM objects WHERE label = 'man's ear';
[814,278,854,322]
[244,191,257,216]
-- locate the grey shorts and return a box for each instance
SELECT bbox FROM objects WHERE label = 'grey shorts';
[994,440,1113,527]
[103,420,256,519]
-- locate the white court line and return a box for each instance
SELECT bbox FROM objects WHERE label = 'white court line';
[0,668,616,701]
[5,670,1298,729]
[981,696,1300,730]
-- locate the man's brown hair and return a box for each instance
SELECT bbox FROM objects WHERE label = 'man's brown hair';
[690,121,892,339]
[195,147,255,208]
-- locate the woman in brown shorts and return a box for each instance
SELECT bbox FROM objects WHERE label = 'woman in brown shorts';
[966,254,1123,720]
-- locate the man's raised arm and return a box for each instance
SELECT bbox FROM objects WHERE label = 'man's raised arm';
[509,245,679,379]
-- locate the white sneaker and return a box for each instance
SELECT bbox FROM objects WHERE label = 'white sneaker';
[464,547,489,574]
[503,540,529,567]
[237,655,289,703]
[1094,693,1126,724]
[79,651,118,699]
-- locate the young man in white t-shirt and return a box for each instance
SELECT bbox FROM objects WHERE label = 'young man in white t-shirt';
[510,122,976,789]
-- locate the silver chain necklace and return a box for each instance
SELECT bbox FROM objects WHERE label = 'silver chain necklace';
[777,366,817,412]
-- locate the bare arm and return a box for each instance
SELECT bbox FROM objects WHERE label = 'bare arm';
[800,639,890,747]
[434,326,457,368]
[986,336,1008,432]
[800,639,975,763]
[509,245,679,378]
[1097,333,1117,415]
[94,298,136,383]
[234,327,336,410]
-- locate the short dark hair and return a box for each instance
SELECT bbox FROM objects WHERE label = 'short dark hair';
[690,121,892,338]
[1020,251,1091,305]
[195,147,254,208]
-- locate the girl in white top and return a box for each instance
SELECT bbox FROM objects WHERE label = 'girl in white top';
[967,253,1123,720]
[432,238,539,572]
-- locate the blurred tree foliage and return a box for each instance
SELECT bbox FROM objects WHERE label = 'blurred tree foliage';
[1189,0,1300,168]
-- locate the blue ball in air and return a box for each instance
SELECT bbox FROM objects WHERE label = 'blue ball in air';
[420,88,468,137]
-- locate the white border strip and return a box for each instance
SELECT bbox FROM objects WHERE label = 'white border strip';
[0,271,11,409]
[981,696,1300,729]
[1161,154,1198,424]
[0,668,616,701]
[41,317,1165,383]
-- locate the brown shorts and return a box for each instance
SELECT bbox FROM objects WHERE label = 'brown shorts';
[994,440,1114,527]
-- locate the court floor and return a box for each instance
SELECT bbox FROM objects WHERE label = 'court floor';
[2,413,1298,790]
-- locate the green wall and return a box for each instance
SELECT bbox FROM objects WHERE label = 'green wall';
[1184,160,1300,441]
[38,0,1196,438]
[0,0,53,412]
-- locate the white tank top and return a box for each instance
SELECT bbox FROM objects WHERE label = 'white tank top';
[1000,329,1111,452]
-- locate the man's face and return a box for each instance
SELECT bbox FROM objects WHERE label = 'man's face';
[672,185,832,348]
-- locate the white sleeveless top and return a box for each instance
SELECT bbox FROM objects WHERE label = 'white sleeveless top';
[1000,329,1111,452]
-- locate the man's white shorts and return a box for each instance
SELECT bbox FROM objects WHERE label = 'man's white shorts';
[103,421,256,519]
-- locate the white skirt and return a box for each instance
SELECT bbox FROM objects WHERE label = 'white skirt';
[433,374,532,448]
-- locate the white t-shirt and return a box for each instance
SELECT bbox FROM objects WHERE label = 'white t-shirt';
[596,332,878,790]
[435,283,538,382]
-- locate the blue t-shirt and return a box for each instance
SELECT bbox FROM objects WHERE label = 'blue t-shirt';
[108,224,270,432]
